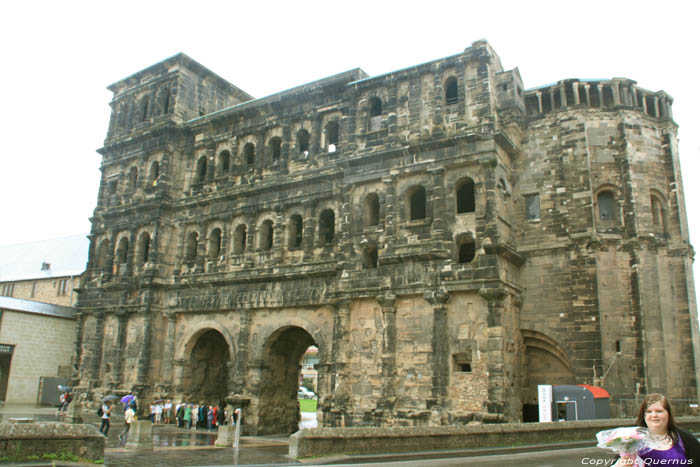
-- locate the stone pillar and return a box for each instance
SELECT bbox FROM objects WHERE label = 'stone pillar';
[303,206,316,262]
[641,93,648,114]
[584,85,591,107]
[205,147,215,182]
[125,231,135,276]
[113,311,128,387]
[273,209,284,264]
[478,287,509,418]
[630,85,639,107]
[382,175,396,255]
[160,312,177,386]
[329,300,351,426]
[71,312,85,385]
[233,309,251,393]
[90,312,105,382]
[377,295,397,410]
[135,291,154,402]
[612,82,621,106]
[559,83,566,107]
[425,290,450,412]
[429,168,448,241]
[572,82,580,106]
[172,359,186,392]
[126,420,153,450]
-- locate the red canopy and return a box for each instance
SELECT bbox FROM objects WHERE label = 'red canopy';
[578,384,610,399]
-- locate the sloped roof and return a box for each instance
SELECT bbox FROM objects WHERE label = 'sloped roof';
[0,235,89,282]
[0,296,75,319]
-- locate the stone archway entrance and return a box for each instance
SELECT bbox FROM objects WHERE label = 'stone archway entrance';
[521,329,576,422]
[257,326,317,435]
[184,329,230,403]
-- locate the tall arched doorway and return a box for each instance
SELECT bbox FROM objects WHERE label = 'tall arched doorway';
[184,329,231,403]
[521,329,576,422]
[257,326,317,435]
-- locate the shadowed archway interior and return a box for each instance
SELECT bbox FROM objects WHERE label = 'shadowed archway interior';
[185,329,230,403]
[257,326,316,435]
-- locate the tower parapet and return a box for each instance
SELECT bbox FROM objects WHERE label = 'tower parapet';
[523,78,674,121]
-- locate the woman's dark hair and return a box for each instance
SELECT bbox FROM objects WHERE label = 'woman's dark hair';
[636,393,679,442]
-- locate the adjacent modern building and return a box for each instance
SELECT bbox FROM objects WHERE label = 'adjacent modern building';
[74,41,699,434]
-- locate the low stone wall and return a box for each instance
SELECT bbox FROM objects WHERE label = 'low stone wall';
[0,423,104,461]
[290,417,700,459]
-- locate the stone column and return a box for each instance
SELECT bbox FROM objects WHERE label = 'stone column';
[205,147,215,182]
[479,287,508,418]
[377,295,397,411]
[125,231,136,276]
[382,175,396,255]
[160,312,177,386]
[572,82,581,105]
[113,311,128,387]
[584,85,591,107]
[329,300,351,426]
[233,309,251,393]
[172,359,186,392]
[302,206,316,262]
[71,312,85,385]
[425,290,450,412]
[429,167,448,241]
[90,312,106,383]
[536,91,543,114]
[559,83,566,107]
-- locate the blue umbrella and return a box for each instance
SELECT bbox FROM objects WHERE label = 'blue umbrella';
[120,394,134,405]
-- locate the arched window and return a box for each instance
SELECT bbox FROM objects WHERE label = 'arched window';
[218,151,231,174]
[445,76,458,105]
[456,178,475,214]
[137,232,150,264]
[208,228,222,258]
[364,193,380,227]
[260,220,274,251]
[115,237,129,274]
[369,97,382,117]
[456,234,475,264]
[149,161,160,186]
[651,194,665,231]
[244,143,255,168]
[597,191,616,220]
[196,156,207,184]
[288,214,303,248]
[233,224,247,255]
[159,86,170,114]
[408,186,426,220]
[297,129,310,154]
[269,137,282,162]
[319,209,335,244]
[185,232,198,261]
[325,121,339,151]
[128,167,138,191]
[369,97,382,132]
[140,95,150,121]
[96,240,109,269]
[362,245,378,269]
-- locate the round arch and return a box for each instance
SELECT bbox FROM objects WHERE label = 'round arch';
[175,320,237,363]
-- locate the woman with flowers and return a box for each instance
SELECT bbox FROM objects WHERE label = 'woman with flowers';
[616,394,700,466]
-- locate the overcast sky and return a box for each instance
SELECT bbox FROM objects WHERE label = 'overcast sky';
[1,1,698,272]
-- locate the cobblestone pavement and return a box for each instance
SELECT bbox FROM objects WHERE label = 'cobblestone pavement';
[0,404,300,466]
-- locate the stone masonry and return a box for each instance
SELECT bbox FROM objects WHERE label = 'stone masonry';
[74,40,700,434]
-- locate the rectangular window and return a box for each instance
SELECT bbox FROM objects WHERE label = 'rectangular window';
[1,284,14,297]
[57,279,68,296]
[30,282,37,298]
[525,194,540,220]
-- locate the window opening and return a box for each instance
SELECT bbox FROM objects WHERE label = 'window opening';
[185,232,198,261]
[651,195,665,231]
[364,193,380,227]
[57,279,68,296]
[602,86,614,108]
[138,232,150,264]
[196,156,207,184]
[233,224,247,255]
[456,178,475,214]
[445,76,458,105]
[160,86,170,114]
[297,129,310,154]
[289,215,303,248]
[260,220,274,251]
[525,194,540,220]
[149,161,159,186]
[362,246,378,269]
[645,95,657,117]
[116,237,129,274]
[270,137,282,162]
[458,239,475,263]
[409,186,426,220]
[128,167,138,191]
[589,85,601,107]
[219,151,231,174]
[244,143,255,168]
[598,191,616,220]
[453,353,471,373]
[326,121,339,151]
[319,209,335,244]
[140,95,150,121]
[209,228,222,258]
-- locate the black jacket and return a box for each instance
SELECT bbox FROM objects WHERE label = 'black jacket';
[678,428,700,464]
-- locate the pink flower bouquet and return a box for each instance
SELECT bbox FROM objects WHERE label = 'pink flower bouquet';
[596,427,649,467]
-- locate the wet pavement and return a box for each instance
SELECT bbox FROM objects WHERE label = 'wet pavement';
[0,404,301,466]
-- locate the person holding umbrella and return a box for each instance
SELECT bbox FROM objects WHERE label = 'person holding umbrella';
[99,397,115,436]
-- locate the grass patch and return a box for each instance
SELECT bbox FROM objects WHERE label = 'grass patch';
[299,399,317,413]
[0,449,103,464]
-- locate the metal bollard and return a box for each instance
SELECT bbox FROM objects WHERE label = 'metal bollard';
[233,408,242,449]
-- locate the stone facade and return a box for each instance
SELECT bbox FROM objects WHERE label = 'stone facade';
[74,41,700,434]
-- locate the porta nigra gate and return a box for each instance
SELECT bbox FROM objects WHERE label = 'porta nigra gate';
[73,41,700,434]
